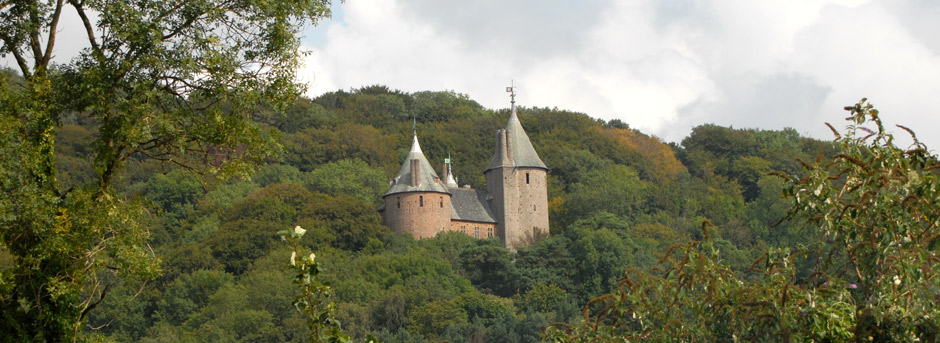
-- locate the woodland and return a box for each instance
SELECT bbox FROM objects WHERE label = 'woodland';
[6,73,940,342]
[2,1,938,342]
[26,82,930,342]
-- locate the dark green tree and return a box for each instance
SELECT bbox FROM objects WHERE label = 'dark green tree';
[546,100,940,342]
[0,0,332,340]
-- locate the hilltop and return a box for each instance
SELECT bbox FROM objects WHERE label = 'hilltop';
[53,85,838,342]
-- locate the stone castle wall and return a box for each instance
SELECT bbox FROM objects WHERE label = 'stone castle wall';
[485,167,550,249]
[450,221,497,239]
[484,167,511,244]
[383,192,452,239]
[506,168,550,249]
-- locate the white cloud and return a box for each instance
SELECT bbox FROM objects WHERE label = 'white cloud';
[254,0,940,150]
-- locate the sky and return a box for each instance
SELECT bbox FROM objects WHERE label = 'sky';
[300,0,940,148]
[3,1,938,148]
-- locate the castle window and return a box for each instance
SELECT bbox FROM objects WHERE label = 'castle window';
[474,227,480,238]
[526,173,530,184]
[461,225,466,234]
[440,197,443,208]
[419,196,424,207]
[487,228,493,238]
[397,197,400,208]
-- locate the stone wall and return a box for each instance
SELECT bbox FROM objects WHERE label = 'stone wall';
[505,168,550,249]
[382,192,452,239]
[450,220,497,239]
[485,167,550,249]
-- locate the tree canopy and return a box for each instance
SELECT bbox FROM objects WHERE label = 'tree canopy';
[546,100,940,342]
[6,8,924,339]
[0,0,332,340]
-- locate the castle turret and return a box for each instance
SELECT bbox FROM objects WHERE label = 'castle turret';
[484,97,550,249]
[442,158,459,189]
[382,133,452,239]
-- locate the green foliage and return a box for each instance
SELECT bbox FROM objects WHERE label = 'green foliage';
[197,181,259,214]
[547,100,940,342]
[410,91,487,122]
[783,99,940,340]
[255,164,305,187]
[457,238,517,297]
[515,283,569,314]
[303,159,388,203]
[155,270,235,326]
[279,225,356,343]
[559,165,648,227]
[299,193,389,251]
[0,0,332,340]
[31,74,862,341]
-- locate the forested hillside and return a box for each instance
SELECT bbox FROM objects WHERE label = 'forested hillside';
[49,85,839,342]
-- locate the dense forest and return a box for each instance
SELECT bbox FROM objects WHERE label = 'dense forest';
[3,1,937,340]
[37,84,851,342]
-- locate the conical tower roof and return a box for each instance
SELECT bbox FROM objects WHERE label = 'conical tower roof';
[485,105,547,171]
[385,134,450,196]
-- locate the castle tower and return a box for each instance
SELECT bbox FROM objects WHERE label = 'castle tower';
[484,94,550,249]
[382,133,452,239]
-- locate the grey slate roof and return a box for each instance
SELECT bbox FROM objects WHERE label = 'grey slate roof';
[485,106,547,171]
[449,188,497,223]
[384,134,450,196]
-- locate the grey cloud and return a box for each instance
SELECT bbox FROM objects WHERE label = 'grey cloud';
[669,72,833,141]
[880,0,940,55]
[305,0,939,147]
[651,0,717,33]
[396,0,609,59]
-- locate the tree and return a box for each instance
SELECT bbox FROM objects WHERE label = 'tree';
[547,100,940,342]
[303,158,388,203]
[0,0,332,340]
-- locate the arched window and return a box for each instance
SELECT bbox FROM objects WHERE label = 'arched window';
[419,195,424,207]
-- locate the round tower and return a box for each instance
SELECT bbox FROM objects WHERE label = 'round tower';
[382,133,452,239]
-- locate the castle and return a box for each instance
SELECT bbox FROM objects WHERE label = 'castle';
[378,95,549,249]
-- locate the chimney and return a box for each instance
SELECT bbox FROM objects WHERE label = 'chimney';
[441,162,450,183]
[410,159,420,186]
[504,129,513,164]
[497,129,512,167]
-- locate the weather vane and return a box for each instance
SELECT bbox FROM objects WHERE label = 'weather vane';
[506,80,516,105]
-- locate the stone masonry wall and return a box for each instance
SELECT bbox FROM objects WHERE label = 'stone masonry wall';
[485,167,550,250]
[383,192,452,239]
[505,168,550,249]
[450,220,497,239]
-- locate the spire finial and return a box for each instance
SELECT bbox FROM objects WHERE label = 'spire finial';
[412,116,417,135]
[507,81,520,123]
[506,80,516,109]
